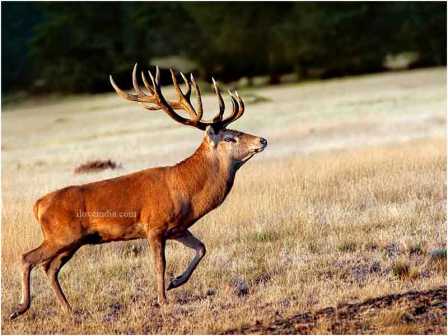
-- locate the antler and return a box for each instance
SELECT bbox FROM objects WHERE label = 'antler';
[109,64,245,130]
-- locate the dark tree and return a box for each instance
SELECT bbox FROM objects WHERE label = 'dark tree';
[2,2,446,94]
[1,2,43,93]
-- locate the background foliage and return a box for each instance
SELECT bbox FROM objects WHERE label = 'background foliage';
[2,2,446,93]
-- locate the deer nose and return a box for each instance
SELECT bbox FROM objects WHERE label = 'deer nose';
[260,138,268,146]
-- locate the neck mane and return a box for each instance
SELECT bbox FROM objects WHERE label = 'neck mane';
[172,140,236,217]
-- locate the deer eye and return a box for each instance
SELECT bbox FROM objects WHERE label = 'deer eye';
[224,137,236,143]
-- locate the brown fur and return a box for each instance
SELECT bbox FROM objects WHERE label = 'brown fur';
[38,141,238,244]
[10,127,266,319]
[10,66,267,319]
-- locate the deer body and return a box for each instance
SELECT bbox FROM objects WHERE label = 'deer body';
[10,65,266,319]
[37,141,236,245]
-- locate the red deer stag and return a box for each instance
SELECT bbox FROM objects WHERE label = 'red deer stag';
[10,64,267,319]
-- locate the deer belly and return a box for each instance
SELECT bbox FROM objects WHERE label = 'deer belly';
[88,218,145,242]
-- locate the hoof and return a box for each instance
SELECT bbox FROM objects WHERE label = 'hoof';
[158,299,169,306]
[9,305,27,320]
[61,303,73,315]
[167,276,184,291]
[9,311,20,320]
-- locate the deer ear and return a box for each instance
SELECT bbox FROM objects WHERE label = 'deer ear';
[205,126,219,147]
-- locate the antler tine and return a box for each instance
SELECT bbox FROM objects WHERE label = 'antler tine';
[110,64,247,131]
[147,68,157,89]
[228,90,240,118]
[141,71,154,95]
[147,66,161,87]
[233,90,245,119]
[146,67,203,128]
[170,69,198,119]
[170,69,183,98]
[216,89,245,128]
[155,66,160,84]
[180,72,191,98]
[211,78,225,122]
[190,74,203,121]
[132,63,145,96]
[109,75,139,101]
[110,64,158,105]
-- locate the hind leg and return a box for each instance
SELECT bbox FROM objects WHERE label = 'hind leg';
[9,241,62,320]
[42,248,78,313]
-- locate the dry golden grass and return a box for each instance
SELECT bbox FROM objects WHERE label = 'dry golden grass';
[374,308,422,334]
[1,68,446,333]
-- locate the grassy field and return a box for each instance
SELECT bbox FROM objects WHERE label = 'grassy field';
[1,67,446,334]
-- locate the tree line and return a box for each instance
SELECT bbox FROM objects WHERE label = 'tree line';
[2,2,446,94]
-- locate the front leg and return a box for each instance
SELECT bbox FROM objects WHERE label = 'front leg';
[148,234,168,305]
[167,230,206,291]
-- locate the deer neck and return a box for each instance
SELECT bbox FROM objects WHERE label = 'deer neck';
[174,141,236,213]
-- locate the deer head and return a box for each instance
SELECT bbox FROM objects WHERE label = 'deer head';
[109,64,267,168]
